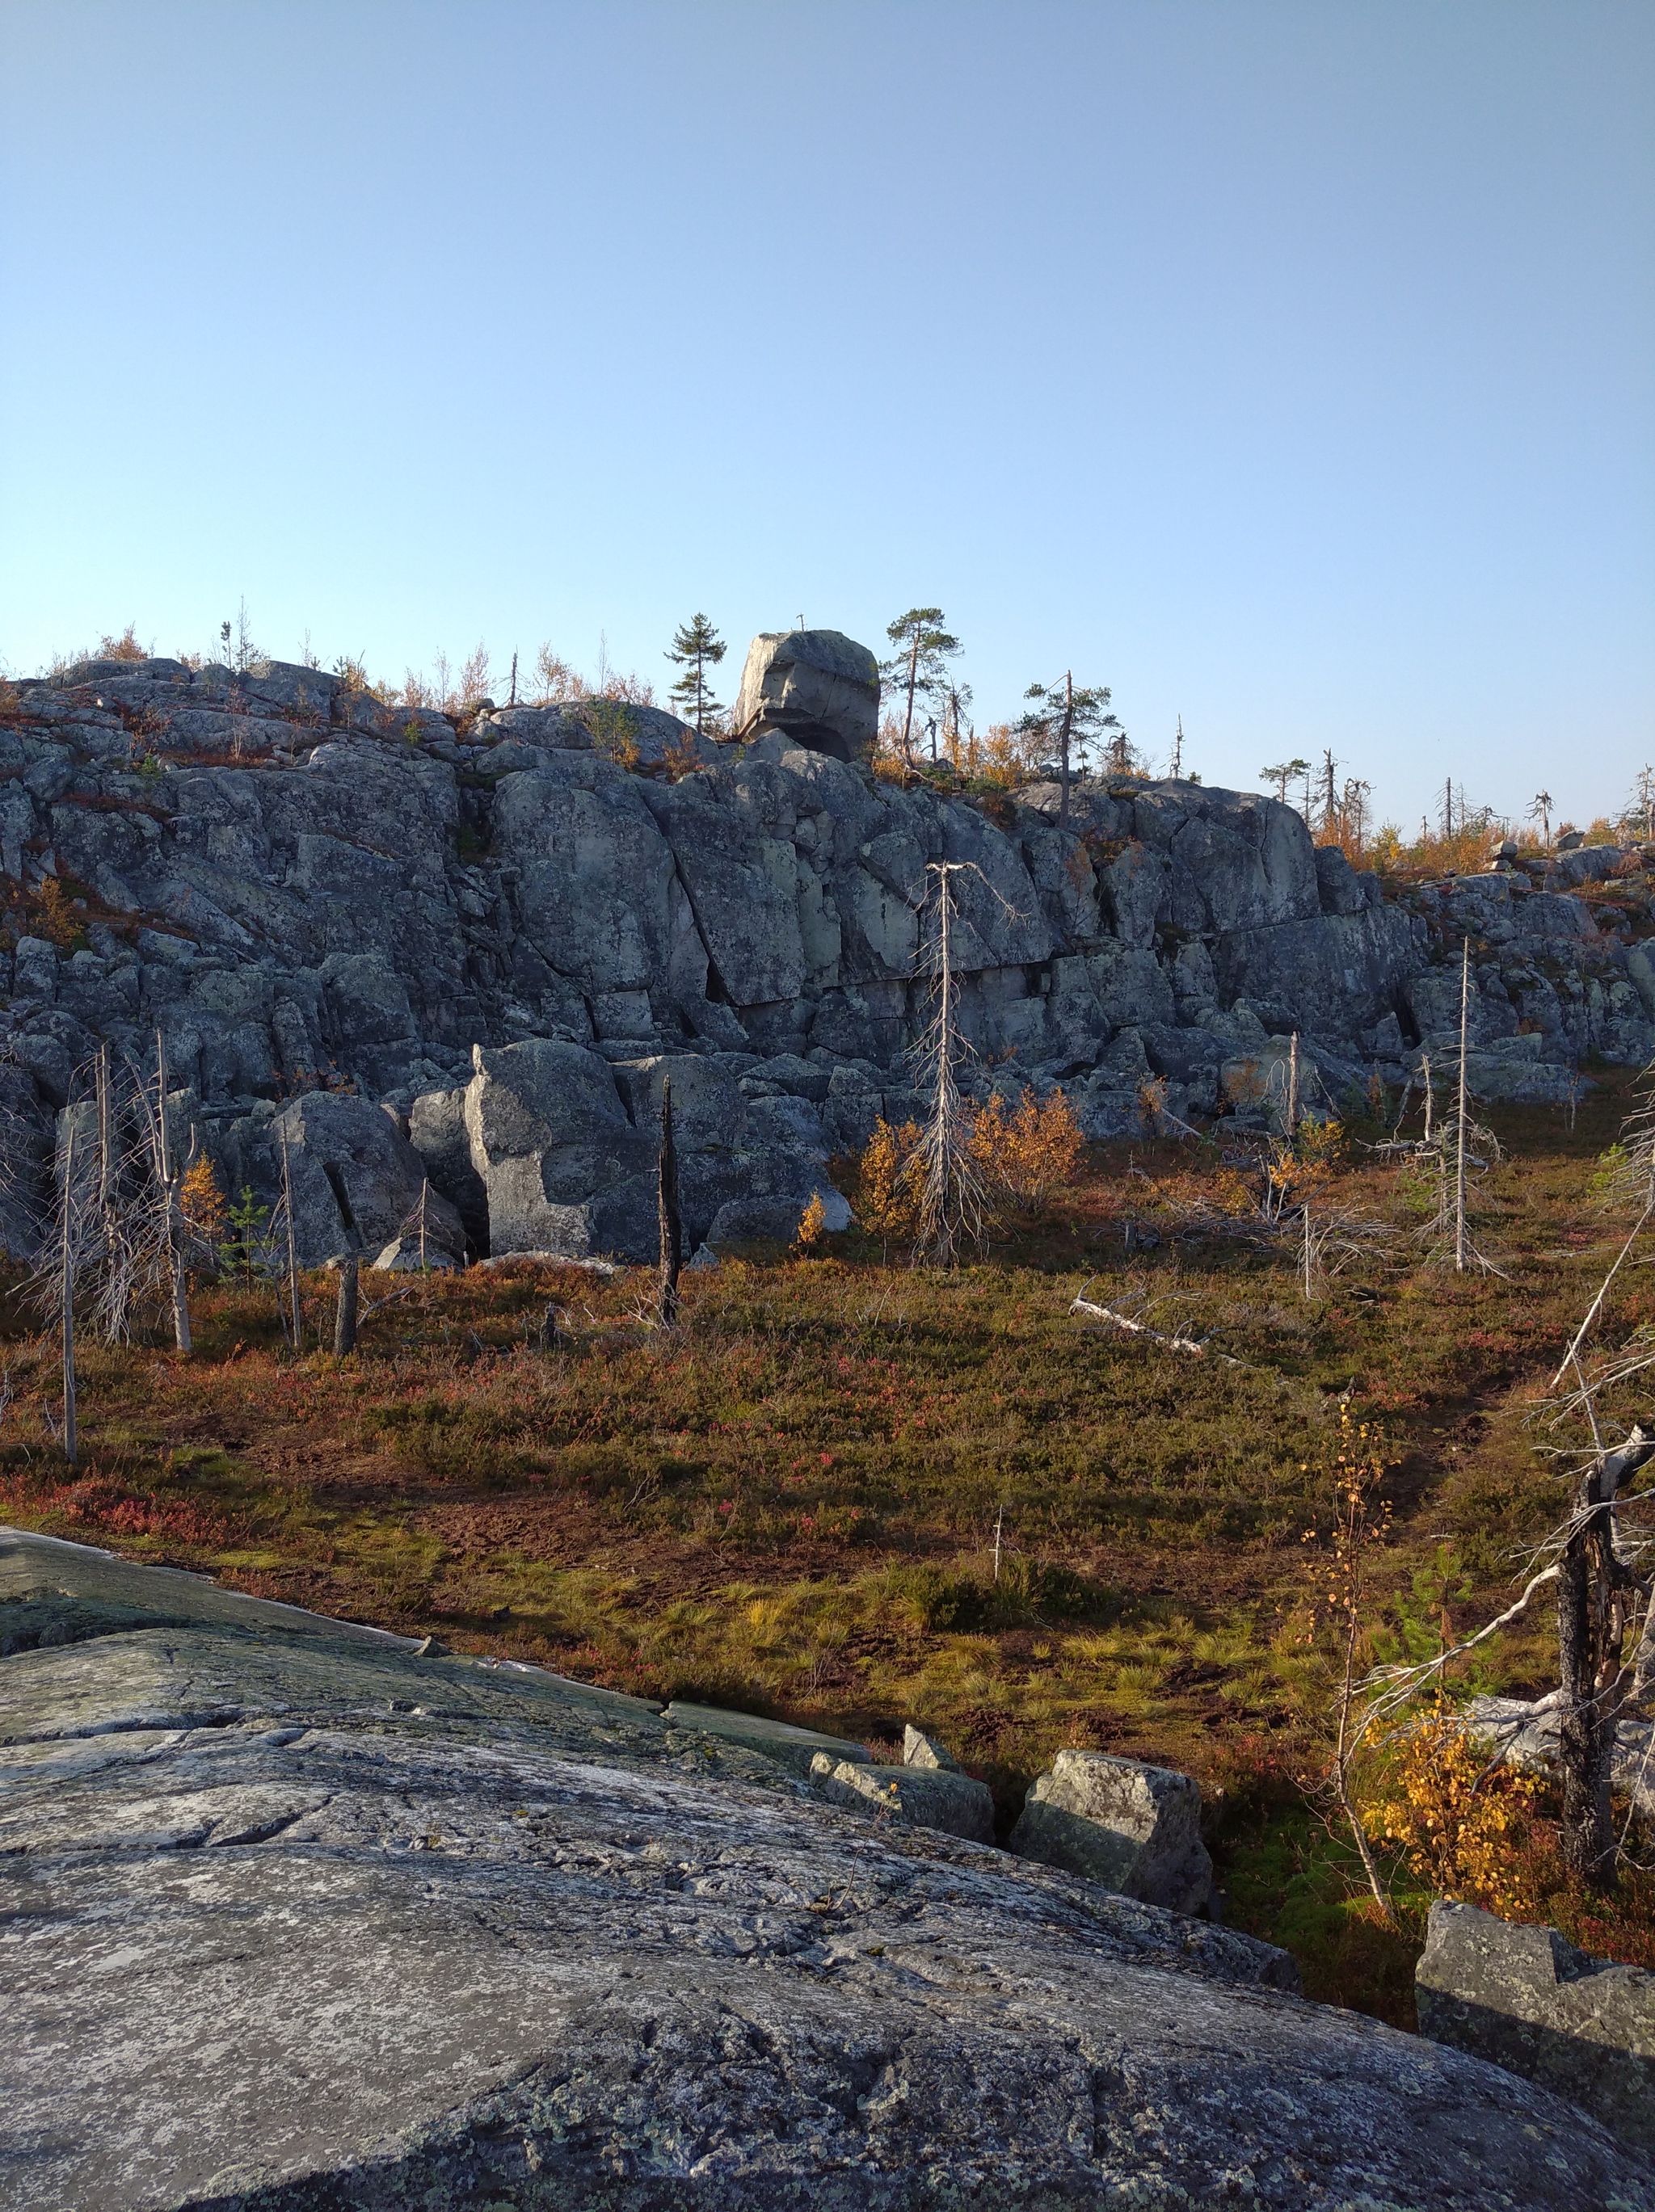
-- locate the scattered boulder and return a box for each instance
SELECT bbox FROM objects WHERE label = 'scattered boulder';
[731,629,881,763]
[369,1233,457,1272]
[903,1722,962,1771]
[267,1091,466,1267]
[1417,1899,1655,2156]
[811,1752,996,1844]
[1468,1693,1655,1822]
[1009,1748,1217,1918]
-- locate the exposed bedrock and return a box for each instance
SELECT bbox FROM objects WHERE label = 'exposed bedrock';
[3,1529,1648,2212]
[2,650,1651,1259]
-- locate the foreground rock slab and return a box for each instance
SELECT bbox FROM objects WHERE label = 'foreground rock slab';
[1418,1899,1655,2157]
[2,1531,1649,2211]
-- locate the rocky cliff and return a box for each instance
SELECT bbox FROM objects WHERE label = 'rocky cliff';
[4,1527,1648,2211]
[2,650,1652,1264]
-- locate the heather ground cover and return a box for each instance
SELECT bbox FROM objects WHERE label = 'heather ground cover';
[5,1070,1653,2021]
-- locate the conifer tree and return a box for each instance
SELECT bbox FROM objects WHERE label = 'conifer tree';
[665,615,726,735]
[1016,673,1124,825]
[881,609,960,765]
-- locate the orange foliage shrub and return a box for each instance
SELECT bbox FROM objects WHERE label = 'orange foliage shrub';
[969,1087,1084,1212]
[1367,1709,1541,1920]
[792,1192,828,1257]
[850,1117,924,1249]
[180,1154,228,1244]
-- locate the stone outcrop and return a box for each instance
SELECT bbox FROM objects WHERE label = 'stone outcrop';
[5,1527,1650,2211]
[731,629,882,762]
[1009,1747,1218,1918]
[1,647,1650,1263]
[1418,1899,1655,2156]
[658,1697,874,1778]
[810,1749,997,1843]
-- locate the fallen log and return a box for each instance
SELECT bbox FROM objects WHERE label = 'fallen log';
[1069,1296,1244,1366]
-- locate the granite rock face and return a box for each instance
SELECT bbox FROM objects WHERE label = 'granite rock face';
[1417,1899,1655,2156]
[1009,1748,1218,1918]
[1,650,1650,1262]
[4,1528,1650,2212]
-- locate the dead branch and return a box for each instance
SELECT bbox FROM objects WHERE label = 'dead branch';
[1069,1293,1244,1365]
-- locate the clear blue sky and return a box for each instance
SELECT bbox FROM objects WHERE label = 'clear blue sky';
[3,2,1651,834]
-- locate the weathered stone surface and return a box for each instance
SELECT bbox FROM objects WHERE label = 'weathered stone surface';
[6,1533,1652,2210]
[265,1090,466,1266]
[1418,1899,1655,2156]
[1009,1748,1217,1918]
[731,629,881,762]
[903,1722,962,1771]
[659,1697,872,1777]
[811,1752,996,1844]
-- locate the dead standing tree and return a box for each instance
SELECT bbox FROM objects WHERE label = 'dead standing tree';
[150,1028,192,1352]
[657,1075,682,1327]
[322,1162,362,1356]
[912,861,988,1267]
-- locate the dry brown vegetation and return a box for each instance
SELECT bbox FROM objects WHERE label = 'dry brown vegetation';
[6,1075,1655,2020]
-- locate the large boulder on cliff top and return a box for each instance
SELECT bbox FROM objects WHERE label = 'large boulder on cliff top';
[731,628,881,763]
[2,1528,1647,2212]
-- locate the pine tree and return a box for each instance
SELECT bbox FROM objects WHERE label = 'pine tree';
[665,615,726,736]
[881,609,960,765]
[1016,673,1124,826]
[1261,758,1310,810]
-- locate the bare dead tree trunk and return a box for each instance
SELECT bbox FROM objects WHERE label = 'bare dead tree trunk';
[1454,939,1470,1273]
[280,1133,301,1352]
[657,1077,681,1328]
[1058,669,1075,829]
[95,1044,117,1270]
[1557,1428,1655,1887]
[155,1028,192,1352]
[61,1125,77,1468]
[333,1255,358,1356]
[323,1160,360,1356]
[1421,1053,1434,1143]
[916,862,985,1267]
[1287,1031,1301,1144]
